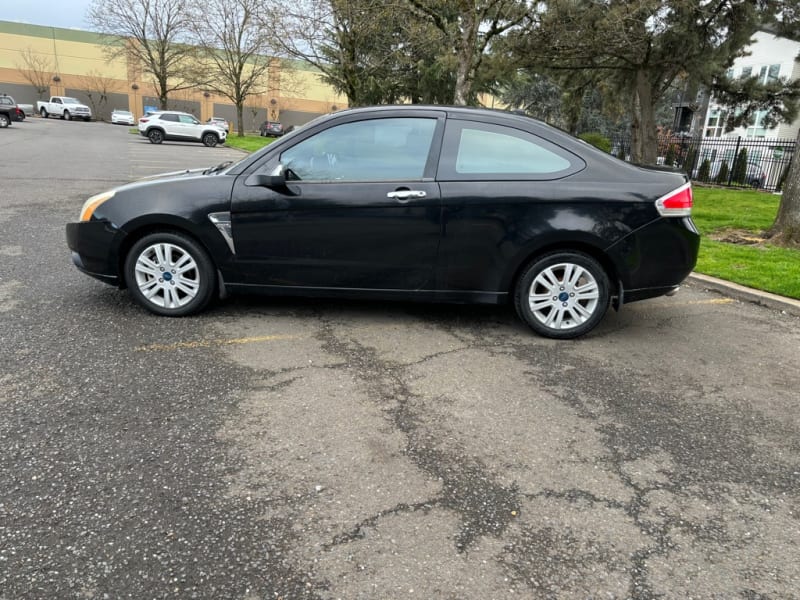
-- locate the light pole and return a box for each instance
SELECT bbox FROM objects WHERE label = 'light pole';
[131,83,139,118]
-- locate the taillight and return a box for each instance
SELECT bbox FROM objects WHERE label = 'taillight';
[139,117,149,123]
[656,183,692,217]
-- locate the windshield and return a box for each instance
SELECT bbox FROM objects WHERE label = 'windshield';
[63,98,81,104]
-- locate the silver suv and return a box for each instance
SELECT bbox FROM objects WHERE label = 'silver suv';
[137,111,227,147]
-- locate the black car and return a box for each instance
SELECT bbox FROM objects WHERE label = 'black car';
[66,105,699,338]
[0,94,24,126]
[259,120,284,137]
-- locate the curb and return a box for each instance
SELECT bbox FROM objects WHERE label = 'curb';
[686,273,800,318]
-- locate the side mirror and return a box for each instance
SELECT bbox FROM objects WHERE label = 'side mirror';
[245,169,290,190]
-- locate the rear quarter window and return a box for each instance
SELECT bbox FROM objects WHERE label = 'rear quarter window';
[438,119,584,181]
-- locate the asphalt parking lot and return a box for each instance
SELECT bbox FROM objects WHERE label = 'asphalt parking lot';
[1,117,799,599]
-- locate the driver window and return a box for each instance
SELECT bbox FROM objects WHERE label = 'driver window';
[280,118,436,182]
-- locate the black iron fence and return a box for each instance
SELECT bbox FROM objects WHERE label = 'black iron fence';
[610,135,795,191]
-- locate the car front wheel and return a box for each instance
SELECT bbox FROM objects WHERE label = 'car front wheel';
[148,129,164,144]
[515,251,610,339]
[202,132,218,147]
[0,114,9,128]
[64,110,71,121]
[124,232,216,317]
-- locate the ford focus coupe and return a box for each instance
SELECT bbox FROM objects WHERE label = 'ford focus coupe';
[66,105,699,338]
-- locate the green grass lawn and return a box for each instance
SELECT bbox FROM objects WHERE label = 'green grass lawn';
[692,187,800,299]
[224,134,275,152]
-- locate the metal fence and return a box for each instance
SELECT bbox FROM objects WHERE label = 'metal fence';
[610,135,795,191]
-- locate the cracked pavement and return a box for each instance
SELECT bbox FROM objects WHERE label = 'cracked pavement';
[2,120,799,598]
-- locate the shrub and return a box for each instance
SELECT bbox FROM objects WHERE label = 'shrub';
[731,147,749,184]
[664,144,677,167]
[697,158,711,182]
[579,132,612,153]
[716,160,730,184]
[683,147,697,175]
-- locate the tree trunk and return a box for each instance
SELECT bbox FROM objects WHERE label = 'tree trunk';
[157,78,169,110]
[630,70,658,165]
[770,129,800,246]
[453,9,478,105]
[236,103,245,137]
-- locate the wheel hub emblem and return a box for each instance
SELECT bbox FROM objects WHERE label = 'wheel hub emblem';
[558,291,569,302]
[163,272,173,281]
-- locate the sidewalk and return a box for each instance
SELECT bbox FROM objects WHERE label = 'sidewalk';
[687,273,800,318]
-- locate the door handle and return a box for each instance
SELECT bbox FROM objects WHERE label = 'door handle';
[387,190,427,201]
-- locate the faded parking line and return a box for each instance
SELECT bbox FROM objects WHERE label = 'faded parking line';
[136,334,300,352]
[683,298,735,305]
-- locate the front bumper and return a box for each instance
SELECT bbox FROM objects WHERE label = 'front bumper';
[66,220,125,286]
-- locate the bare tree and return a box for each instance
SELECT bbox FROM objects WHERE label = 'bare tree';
[261,0,407,106]
[87,0,197,109]
[189,0,272,136]
[15,48,54,99]
[77,70,123,120]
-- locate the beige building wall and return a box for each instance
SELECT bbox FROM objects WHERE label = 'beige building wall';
[0,20,347,126]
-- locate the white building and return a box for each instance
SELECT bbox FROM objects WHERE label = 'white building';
[703,31,800,140]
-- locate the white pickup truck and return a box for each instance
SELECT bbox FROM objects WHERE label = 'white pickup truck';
[37,96,92,121]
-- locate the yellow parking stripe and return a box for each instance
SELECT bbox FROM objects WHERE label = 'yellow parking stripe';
[684,298,735,305]
[136,334,299,352]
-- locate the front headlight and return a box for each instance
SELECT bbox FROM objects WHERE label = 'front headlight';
[80,191,115,222]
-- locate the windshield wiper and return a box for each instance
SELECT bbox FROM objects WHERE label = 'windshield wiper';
[203,160,233,175]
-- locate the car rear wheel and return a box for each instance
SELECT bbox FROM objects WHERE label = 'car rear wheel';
[515,251,610,339]
[0,114,9,128]
[124,232,216,317]
[202,132,218,147]
[148,129,164,144]
[40,107,48,118]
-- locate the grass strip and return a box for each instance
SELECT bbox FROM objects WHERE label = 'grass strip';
[692,187,800,299]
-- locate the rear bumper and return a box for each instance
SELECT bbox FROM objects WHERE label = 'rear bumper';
[66,220,124,286]
[608,216,700,304]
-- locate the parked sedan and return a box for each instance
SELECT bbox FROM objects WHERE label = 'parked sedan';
[111,109,136,126]
[207,117,230,133]
[259,120,284,137]
[66,105,699,338]
[692,159,766,188]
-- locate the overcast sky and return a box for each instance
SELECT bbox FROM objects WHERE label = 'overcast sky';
[5,1,93,30]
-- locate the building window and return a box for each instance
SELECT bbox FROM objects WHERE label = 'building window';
[745,110,768,138]
[767,64,780,84]
[741,66,753,78]
[704,109,728,138]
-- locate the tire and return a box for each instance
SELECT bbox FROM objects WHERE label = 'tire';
[0,114,9,128]
[63,110,71,121]
[84,117,91,122]
[148,129,164,144]
[202,132,218,147]
[124,232,216,317]
[514,251,610,339]
[40,107,48,118]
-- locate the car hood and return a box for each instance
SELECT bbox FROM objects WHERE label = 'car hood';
[94,170,236,227]
[135,167,210,182]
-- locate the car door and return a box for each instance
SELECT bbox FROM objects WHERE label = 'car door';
[435,118,585,297]
[178,114,201,140]
[157,113,180,137]
[229,112,445,292]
